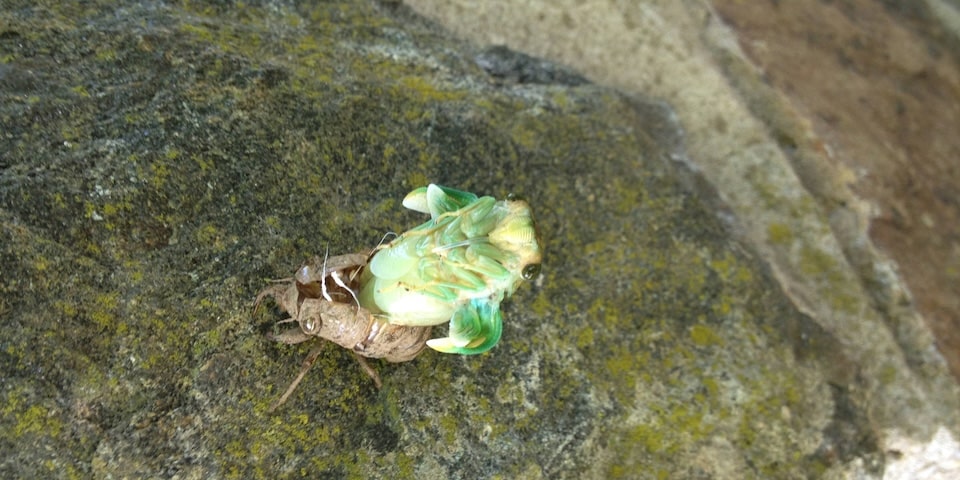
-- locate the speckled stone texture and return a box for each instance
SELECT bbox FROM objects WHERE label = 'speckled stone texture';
[1,1,957,479]
[404,0,960,478]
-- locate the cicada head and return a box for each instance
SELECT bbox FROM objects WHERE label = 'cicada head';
[488,196,543,292]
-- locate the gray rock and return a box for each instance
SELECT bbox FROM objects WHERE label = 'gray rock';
[0,1,924,478]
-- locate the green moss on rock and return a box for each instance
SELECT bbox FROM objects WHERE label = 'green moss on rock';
[0,1,886,478]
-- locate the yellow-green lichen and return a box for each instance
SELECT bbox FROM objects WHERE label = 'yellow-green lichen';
[689,324,723,347]
[799,245,861,314]
[767,222,793,245]
[90,292,120,332]
[2,389,64,439]
[575,326,595,350]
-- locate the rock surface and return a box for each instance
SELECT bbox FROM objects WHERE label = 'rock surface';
[1,1,957,479]
[405,0,960,478]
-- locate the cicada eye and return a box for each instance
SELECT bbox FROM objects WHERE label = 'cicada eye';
[301,317,321,335]
[295,265,312,284]
[521,263,541,280]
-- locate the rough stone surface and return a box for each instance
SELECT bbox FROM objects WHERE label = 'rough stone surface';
[0,1,957,479]
[711,0,960,384]
[404,0,960,477]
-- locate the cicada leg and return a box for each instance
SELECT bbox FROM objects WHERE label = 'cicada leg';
[269,343,325,412]
[352,352,383,389]
[253,283,291,315]
[268,326,312,345]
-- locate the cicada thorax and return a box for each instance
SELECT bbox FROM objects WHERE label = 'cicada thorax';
[294,297,431,363]
[292,252,369,302]
[278,253,431,361]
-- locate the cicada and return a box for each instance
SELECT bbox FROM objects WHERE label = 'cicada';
[256,184,542,409]
[360,184,543,354]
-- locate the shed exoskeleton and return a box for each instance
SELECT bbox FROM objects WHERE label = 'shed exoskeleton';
[255,252,432,410]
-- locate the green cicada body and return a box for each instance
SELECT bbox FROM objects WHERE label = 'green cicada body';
[358,184,542,354]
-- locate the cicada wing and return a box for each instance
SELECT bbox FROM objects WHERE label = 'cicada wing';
[426,299,503,355]
[369,236,419,280]
[403,184,479,218]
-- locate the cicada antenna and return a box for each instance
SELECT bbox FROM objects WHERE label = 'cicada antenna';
[331,269,362,314]
[321,244,361,314]
[320,246,333,302]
